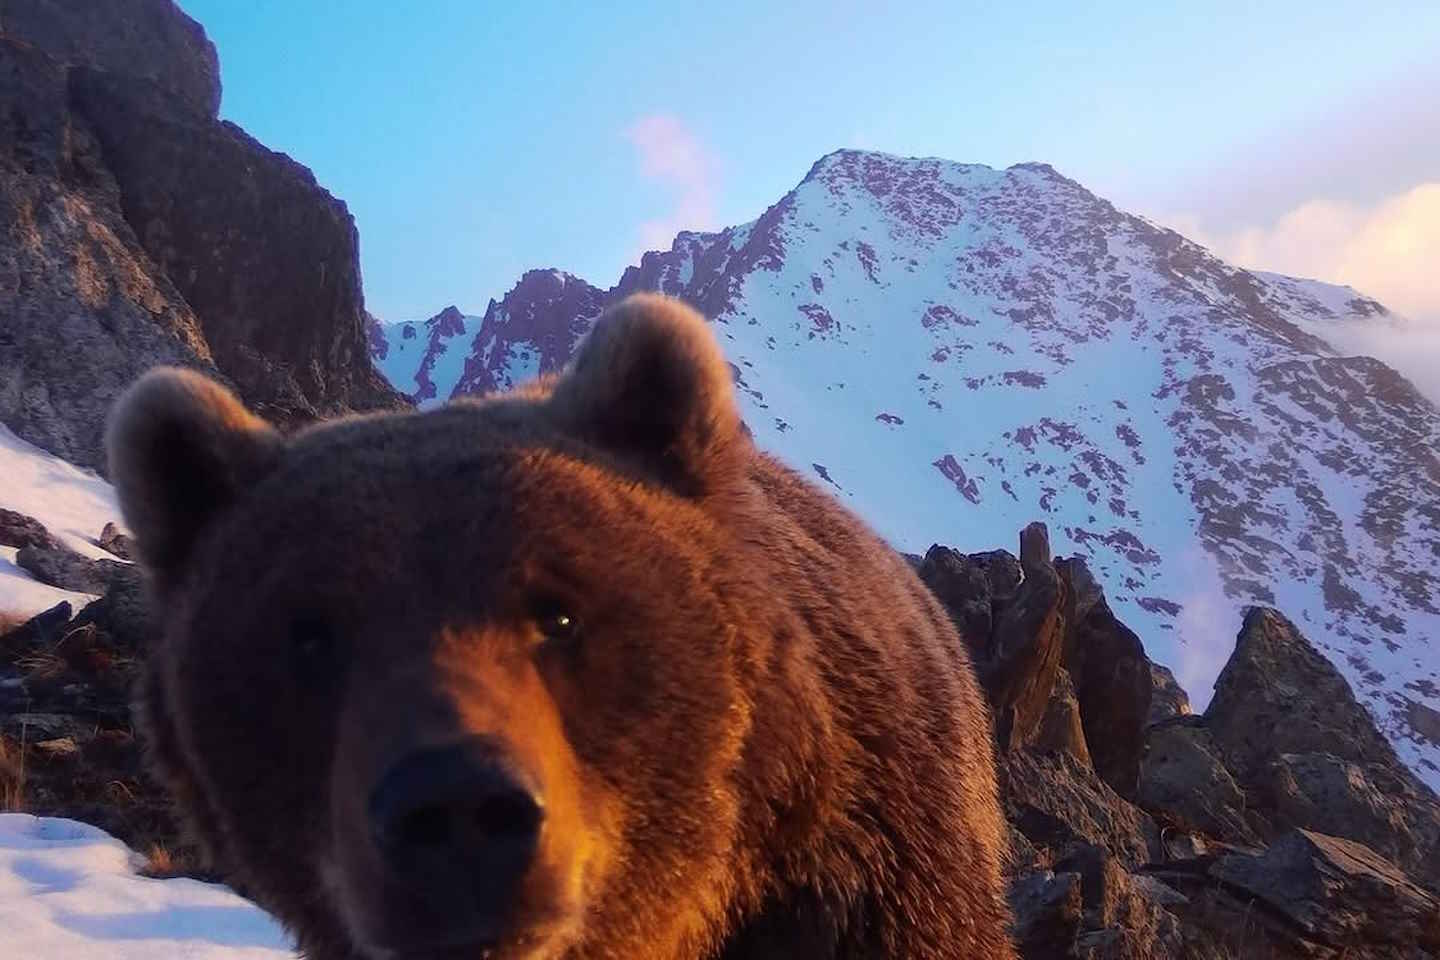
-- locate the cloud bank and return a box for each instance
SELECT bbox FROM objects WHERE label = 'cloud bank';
[1170,183,1440,405]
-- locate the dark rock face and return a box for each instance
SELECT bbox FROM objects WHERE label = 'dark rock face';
[1061,589,1152,800]
[2,0,220,115]
[0,0,404,470]
[917,544,994,656]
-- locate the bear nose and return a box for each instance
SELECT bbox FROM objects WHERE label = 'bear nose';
[368,739,543,885]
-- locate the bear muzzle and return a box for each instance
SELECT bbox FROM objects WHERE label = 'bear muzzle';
[364,739,545,943]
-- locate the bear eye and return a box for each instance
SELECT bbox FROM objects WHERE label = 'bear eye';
[531,599,581,646]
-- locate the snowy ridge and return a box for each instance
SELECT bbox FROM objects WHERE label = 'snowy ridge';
[368,305,483,405]
[0,815,294,959]
[377,149,1440,787]
[0,424,125,619]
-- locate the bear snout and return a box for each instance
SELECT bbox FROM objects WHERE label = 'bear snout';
[368,739,543,908]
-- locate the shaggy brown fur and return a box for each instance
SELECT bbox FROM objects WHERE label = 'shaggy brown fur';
[107,293,1016,959]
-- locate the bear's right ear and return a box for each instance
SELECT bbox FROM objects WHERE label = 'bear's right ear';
[105,368,284,584]
[547,294,745,497]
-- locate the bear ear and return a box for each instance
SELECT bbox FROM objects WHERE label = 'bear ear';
[548,294,745,496]
[105,367,284,584]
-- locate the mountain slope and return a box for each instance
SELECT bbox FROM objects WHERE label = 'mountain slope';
[372,150,1440,787]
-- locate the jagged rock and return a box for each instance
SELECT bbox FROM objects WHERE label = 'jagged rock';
[1060,591,1152,800]
[97,522,135,561]
[1146,662,1191,726]
[0,509,62,551]
[1138,718,1257,844]
[985,532,1067,750]
[1207,608,1400,784]
[1000,747,1159,868]
[1206,608,1440,891]
[1036,667,1093,767]
[1210,830,1440,956]
[68,66,405,431]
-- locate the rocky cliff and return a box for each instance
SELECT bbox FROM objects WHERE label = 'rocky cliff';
[0,0,404,472]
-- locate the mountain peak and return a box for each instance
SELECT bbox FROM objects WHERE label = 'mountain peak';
[371,153,1440,787]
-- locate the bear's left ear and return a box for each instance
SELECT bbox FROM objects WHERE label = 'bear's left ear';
[548,294,745,497]
[105,367,284,586]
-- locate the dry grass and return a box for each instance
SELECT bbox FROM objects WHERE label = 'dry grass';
[138,842,185,878]
[0,731,27,813]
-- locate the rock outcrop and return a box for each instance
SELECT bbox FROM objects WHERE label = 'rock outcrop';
[918,526,1440,958]
[0,0,404,471]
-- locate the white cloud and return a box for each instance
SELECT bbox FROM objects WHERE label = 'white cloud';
[623,115,719,255]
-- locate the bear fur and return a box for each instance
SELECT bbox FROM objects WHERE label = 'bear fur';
[108,293,1015,959]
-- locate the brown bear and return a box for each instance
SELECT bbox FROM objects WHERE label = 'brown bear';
[106,294,1015,959]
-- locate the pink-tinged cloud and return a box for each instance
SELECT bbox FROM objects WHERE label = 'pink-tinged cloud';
[624,115,719,254]
[1167,183,1440,406]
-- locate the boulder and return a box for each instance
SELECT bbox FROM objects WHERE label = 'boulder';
[1137,718,1257,844]
[71,563,152,653]
[1259,751,1440,894]
[1206,608,1399,783]
[1210,830,1440,955]
[15,542,126,595]
[97,522,136,561]
[0,601,72,652]
[1146,662,1191,725]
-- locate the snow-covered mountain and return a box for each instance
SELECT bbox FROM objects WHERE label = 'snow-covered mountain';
[372,149,1440,787]
[369,271,608,405]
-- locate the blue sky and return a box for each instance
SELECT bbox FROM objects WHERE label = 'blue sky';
[183,1,1439,324]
